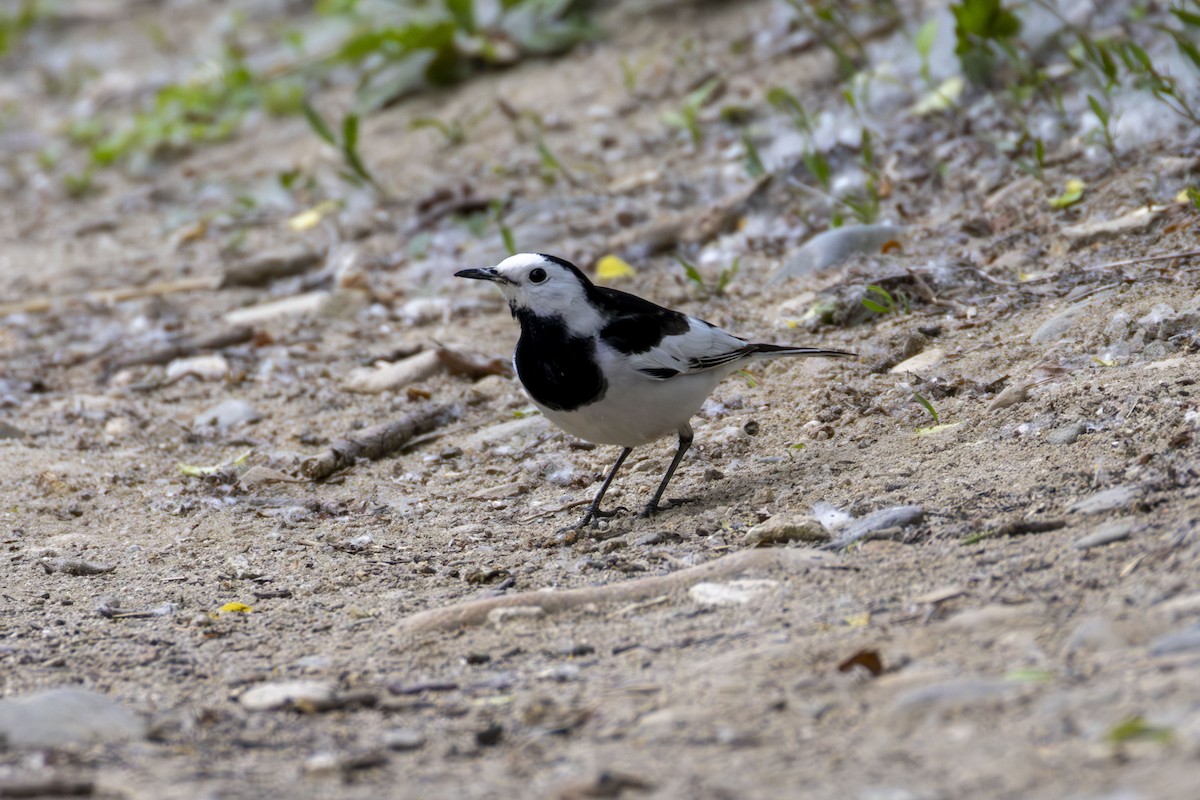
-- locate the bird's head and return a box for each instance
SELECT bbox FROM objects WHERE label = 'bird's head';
[455,253,598,324]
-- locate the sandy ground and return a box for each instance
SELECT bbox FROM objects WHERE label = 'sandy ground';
[2,1,1200,798]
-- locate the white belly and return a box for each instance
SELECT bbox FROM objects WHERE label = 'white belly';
[532,357,729,448]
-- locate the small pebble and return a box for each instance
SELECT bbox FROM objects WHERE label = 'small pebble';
[1074,519,1135,550]
[193,399,262,432]
[1068,485,1139,515]
[239,680,336,711]
[1048,421,1087,445]
[382,728,426,751]
[689,579,780,607]
[0,420,25,439]
[1149,625,1200,657]
[0,688,145,748]
[743,515,830,547]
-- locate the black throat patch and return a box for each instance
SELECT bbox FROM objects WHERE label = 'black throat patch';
[513,310,607,411]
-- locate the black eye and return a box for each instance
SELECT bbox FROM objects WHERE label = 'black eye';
[529,267,548,284]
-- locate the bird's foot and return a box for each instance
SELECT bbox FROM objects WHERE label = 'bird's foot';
[557,505,627,535]
[637,497,695,519]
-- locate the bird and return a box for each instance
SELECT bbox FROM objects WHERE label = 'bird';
[456,253,855,530]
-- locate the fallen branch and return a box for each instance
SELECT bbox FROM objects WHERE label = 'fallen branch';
[396,547,834,634]
[1087,248,1200,271]
[100,326,255,381]
[301,404,454,480]
[0,276,220,317]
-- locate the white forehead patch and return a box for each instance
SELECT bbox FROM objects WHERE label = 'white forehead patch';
[495,253,550,274]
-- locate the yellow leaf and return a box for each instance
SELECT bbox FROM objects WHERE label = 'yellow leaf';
[220,602,253,614]
[596,254,636,281]
[844,612,871,628]
[911,76,964,115]
[915,422,963,436]
[288,199,342,231]
[177,449,253,477]
[1048,179,1086,209]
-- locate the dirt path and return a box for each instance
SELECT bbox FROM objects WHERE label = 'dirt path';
[2,2,1199,798]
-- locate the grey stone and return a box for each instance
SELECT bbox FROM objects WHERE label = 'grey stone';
[0,420,25,439]
[1048,421,1087,445]
[239,680,336,711]
[1074,519,1135,550]
[891,678,1018,715]
[193,399,262,431]
[827,505,924,549]
[1149,625,1200,657]
[0,688,146,748]
[382,728,427,751]
[1068,485,1139,515]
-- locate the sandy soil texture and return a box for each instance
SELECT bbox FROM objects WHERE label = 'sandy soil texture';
[2,2,1199,798]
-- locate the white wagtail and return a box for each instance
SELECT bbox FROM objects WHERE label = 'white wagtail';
[456,253,855,530]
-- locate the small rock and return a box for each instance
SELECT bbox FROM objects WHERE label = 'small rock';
[744,515,830,547]
[942,603,1044,632]
[0,420,25,439]
[343,350,443,394]
[239,680,336,711]
[827,505,924,549]
[1068,485,1139,515]
[193,399,262,431]
[223,291,329,326]
[689,579,780,607]
[166,354,229,382]
[1062,616,1125,655]
[1048,421,1087,445]
[1062,204,1165,249]
[1030,311,1077,344]
[1074,519,1135,550]
[891,678,1018,716]
[889,347,945,374]
[1155,592,1200,622]
[1149,625,1200,657]
[0,688,146,748]
[382,728,426,751]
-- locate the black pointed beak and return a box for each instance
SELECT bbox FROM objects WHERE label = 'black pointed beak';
[455,267,509,283]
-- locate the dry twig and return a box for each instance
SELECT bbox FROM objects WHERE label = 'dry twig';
[396,548,833,634]
[301,404,454,480]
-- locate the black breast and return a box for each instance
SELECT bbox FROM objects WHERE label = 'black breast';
[513,311,606,411]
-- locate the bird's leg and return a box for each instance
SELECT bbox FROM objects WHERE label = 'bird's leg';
[561,446,633,532]
[639,424,694,518]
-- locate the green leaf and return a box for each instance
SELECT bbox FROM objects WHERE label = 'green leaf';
[445,0,476,33]
[1086,94,1109,125]
[913,392,939,424]
[914,18,938,58]
[1171,8,1200,28]
[675,254,704,288]
[742,131,765,178]
[302,101,336,145]
[1106,716,1173,745]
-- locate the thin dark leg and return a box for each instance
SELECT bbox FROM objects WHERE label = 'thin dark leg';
[563,446,633,531]
[640,424,694,518]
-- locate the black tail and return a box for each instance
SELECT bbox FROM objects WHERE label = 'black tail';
[749,344,856,359]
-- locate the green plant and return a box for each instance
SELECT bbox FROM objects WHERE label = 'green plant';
[741,131,765,178]
[663,78,722,148]
[88,53,262,168]
[767,87,832,191]
[913,392,939,424]
[302,101,382,191]
[676,254,740,298]
[914,17,939,87]
[951,0,1023,87]
[861,284,908,315]
[0,0,38,58]
[1086,93,1118,162]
